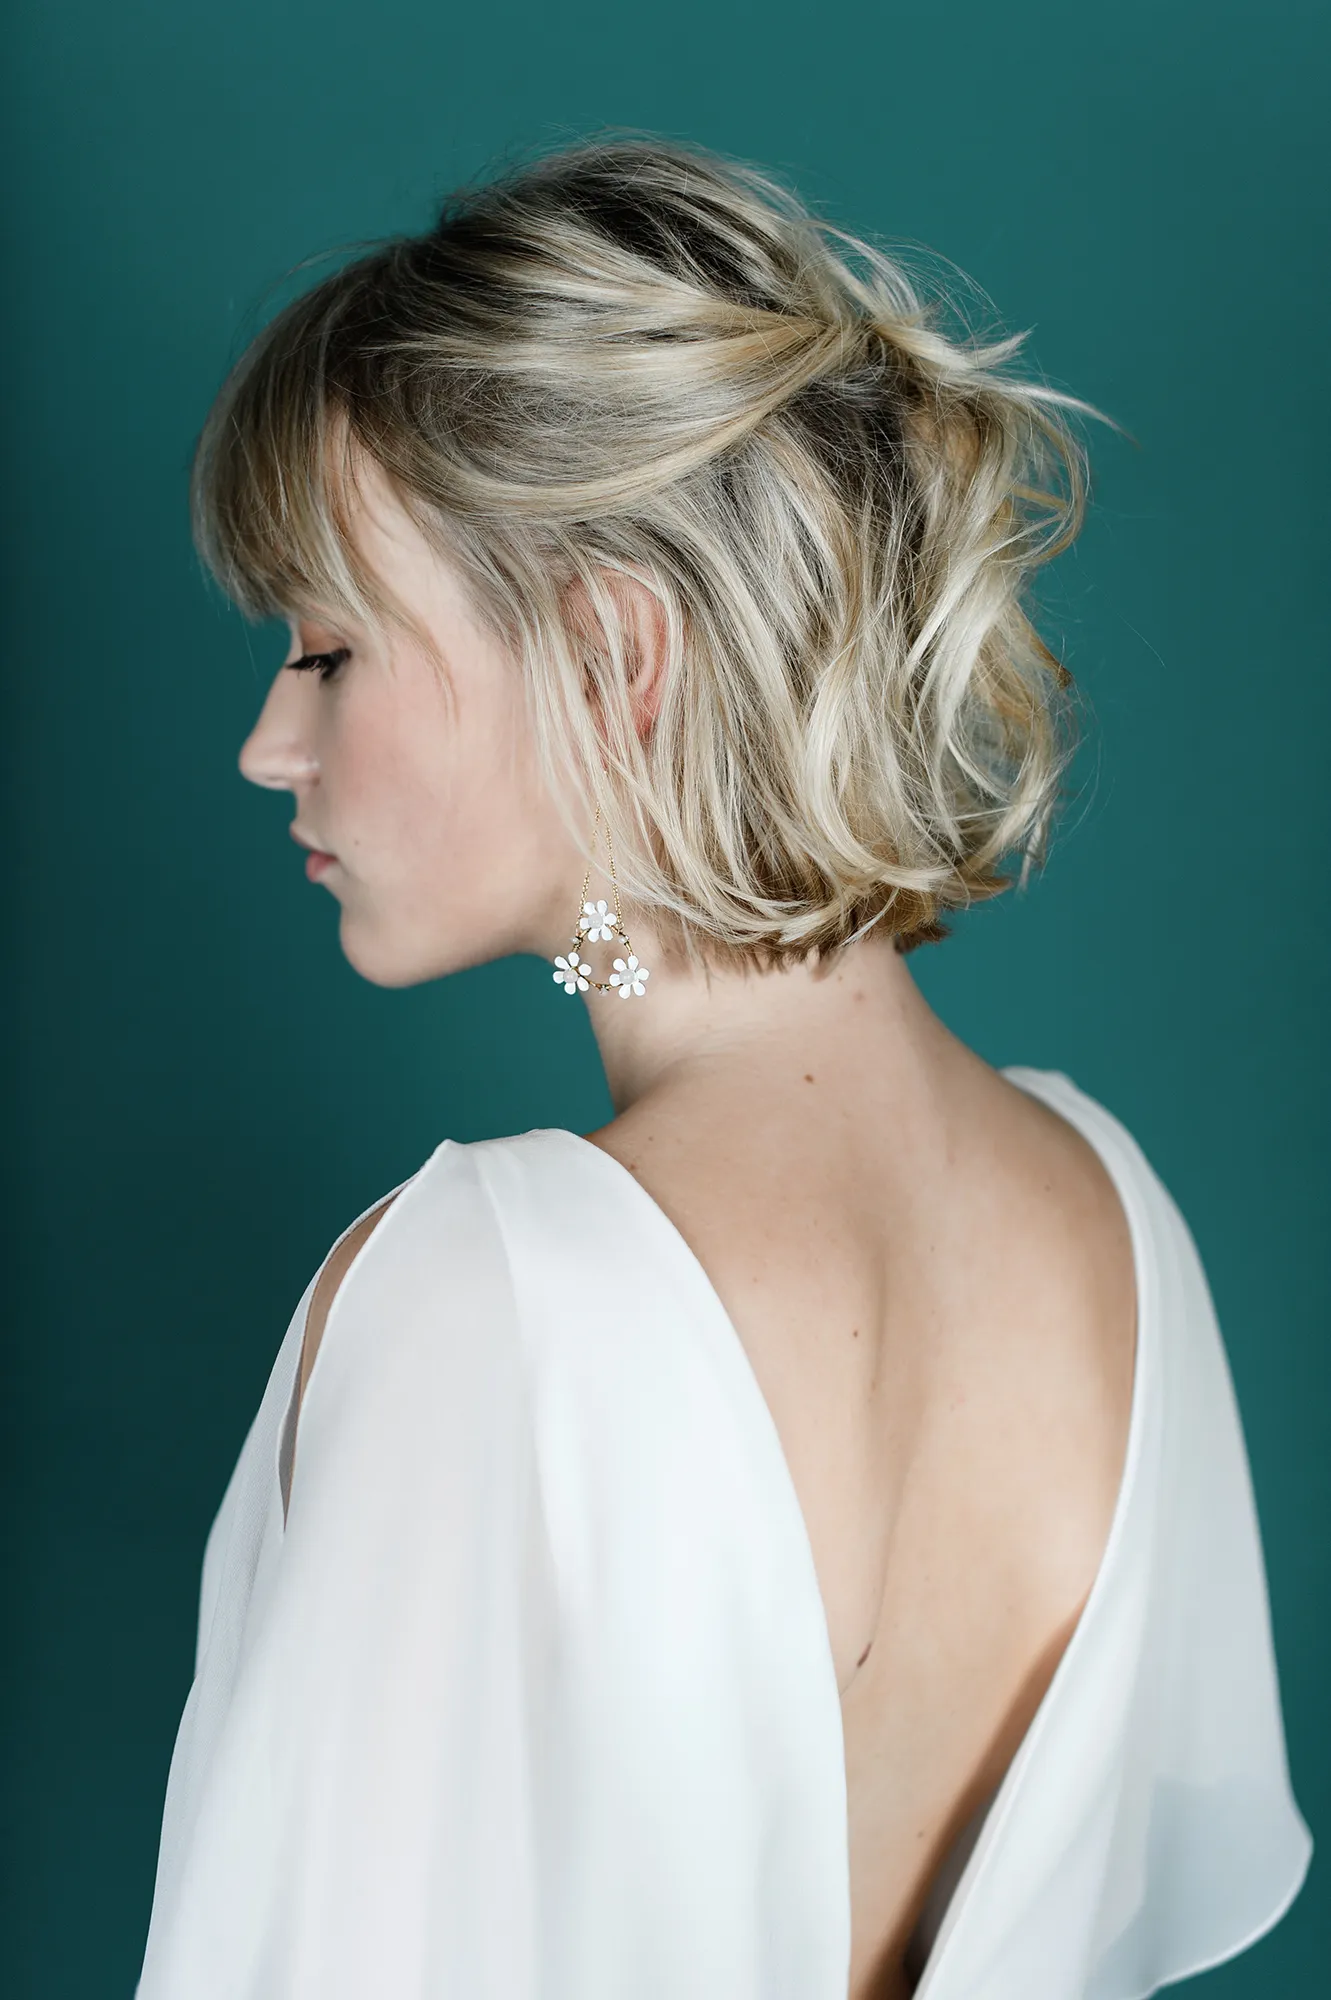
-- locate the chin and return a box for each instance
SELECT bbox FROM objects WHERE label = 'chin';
[338,912,497,990]
[336,916,428,989]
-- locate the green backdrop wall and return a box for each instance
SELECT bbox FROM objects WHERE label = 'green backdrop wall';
[6,1,1327,1992]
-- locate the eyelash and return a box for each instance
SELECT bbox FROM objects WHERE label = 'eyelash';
[288,648,351,683]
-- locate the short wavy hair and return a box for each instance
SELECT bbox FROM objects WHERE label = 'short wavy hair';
[191,132,1113,964]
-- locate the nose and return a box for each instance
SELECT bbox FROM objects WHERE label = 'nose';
[238,668,320,792]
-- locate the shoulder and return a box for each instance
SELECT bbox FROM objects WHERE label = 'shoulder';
[287,1125,835,1706]
[293,1133,576,1438]
[295,1124,769,1496]
[990,1066,1141,1396]
[288,1139,528,1501]
[977,1067,1142,1595]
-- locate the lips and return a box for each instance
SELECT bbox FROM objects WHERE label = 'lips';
[290,825,335,860]
[290,825,337,883]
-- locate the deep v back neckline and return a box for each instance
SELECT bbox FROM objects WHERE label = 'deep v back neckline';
[543,1073,1151,1972]
[274,1071,1148,1640]
[140,1068,1313,2000]
[270,1070,1150,1962]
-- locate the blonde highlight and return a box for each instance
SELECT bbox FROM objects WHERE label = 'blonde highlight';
[191,132,1118,965]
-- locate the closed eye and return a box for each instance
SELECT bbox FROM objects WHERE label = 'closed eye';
[287,648,351,682]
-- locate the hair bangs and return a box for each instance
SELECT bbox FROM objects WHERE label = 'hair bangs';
[189,271,405,636]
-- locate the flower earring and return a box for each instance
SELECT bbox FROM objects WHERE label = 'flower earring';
[552,799,651,1000]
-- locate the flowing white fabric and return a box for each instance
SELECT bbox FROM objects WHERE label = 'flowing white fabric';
[135,1067,1311,1998]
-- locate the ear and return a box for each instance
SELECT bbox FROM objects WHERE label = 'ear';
[565,565,670,741]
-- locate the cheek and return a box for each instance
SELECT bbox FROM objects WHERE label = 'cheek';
[337,675,543,917]
[328,681,451,857]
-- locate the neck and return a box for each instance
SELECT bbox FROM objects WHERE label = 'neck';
[577,916,946,1123]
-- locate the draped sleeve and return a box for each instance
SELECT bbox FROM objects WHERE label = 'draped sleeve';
[136,1075,1311,2000]
[134,1135,851,2000]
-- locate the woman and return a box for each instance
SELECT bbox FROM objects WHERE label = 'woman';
[136,136,1310,1998]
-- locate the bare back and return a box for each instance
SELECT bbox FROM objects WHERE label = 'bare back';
[585,1042,1137,2000]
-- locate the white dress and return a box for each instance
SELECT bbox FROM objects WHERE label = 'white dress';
[134,1067,1311,1999]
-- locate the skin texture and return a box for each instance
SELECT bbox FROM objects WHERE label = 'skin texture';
[241,452,1138,1999]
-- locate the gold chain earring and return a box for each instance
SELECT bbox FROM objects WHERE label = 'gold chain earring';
[552,799,651,1000]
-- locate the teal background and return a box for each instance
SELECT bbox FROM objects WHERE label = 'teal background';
[5,1,1327,1992]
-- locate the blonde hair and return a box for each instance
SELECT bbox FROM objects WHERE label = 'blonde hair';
[191,132,1114,965]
